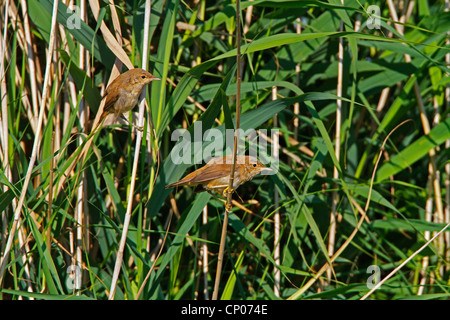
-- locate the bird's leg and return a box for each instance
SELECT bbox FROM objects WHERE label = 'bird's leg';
[206,190,235,211]
[222,186,234,197]
[207,190,227,205]
[120,114,144,132]
[207,189,251,213]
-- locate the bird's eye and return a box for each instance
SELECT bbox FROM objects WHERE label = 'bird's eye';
[141,75,147,79]
[252,163,257,167]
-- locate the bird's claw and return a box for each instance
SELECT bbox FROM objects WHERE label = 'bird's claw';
[120,114,144,132]
[222,186,234,197]
[223,187,235,211]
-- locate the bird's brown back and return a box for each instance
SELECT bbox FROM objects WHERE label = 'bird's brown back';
[165,155,268,190]
[166,163,232,188]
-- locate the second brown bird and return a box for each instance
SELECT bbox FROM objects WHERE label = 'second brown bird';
[166,155,272,196]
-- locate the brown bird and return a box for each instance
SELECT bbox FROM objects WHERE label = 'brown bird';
[99,68,160,130]
[166,155,272,196]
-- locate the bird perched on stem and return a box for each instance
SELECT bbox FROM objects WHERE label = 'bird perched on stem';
[99,68,160,130]
[58,68,160,198]
[166,155,272,197]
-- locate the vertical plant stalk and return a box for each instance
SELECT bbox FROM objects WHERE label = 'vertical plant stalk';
[8,2,39,132]
[243,0,253,34]
[0,6,32,296]
[57,0,126,210]
[445,0,450,273]
[108,0,152,300]
[417,180,433,295]
[211,171,229,299]
[19,0,39,117]
[64,24,81,294]
[201,206,210,299]
[4,5,37,290]
[0,0,10,260]
[46,132,55,261]
[55,0,124,210]
[0,0,59,287]
[361,220,450,300]
[212,0,242,301]
[327,0,344,282]
[190,2,209,298]
[387,0,445,272]
[135,210,172,300]
[17,218,34,297]
[288,120,410,300]
[74,0,87,295]
[192,0,204,67]
[355,3,414,179]
[293,18,301,139]
[272,86,280,297]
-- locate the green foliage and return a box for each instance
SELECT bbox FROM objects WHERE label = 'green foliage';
[1,0,449,300]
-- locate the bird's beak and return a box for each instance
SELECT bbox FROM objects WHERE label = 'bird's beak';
[152,77,161,81]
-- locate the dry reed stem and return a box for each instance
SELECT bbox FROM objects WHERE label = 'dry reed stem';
[243,0,253,35]
[7,2,38,133]
[289,198,368,299]
[19,0,39,117]
[201,205,210,299]
[272,86,280,297]
[108,0,152,299]
[0,0,10,274]
[445,0,450,273]
[212,204,229,300]
[419,34,446,288]
[293,17,301,138]
[136,211,173,300]
[74,0,88,295]
[327,0,345,282]
[387,0,446,273]
[55,0,145,201]
[212,0,242,301]
[417,180,433,295]
[361,219,450,300]
[3,2,47,290]
[0,0,60,287]
[88,0,132,70]
[46,132,55,266]
[190,2,208,299]
[288,120,411,299]
[17,218,34,298]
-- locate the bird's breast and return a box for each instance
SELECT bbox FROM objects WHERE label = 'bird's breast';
[116,88,140,111]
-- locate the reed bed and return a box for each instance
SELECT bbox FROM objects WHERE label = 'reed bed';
[0,0,449,300]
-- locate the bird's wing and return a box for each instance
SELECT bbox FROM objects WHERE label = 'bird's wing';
[102,88,119,114]
[188,164,231,183]
[166,164,231,188]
